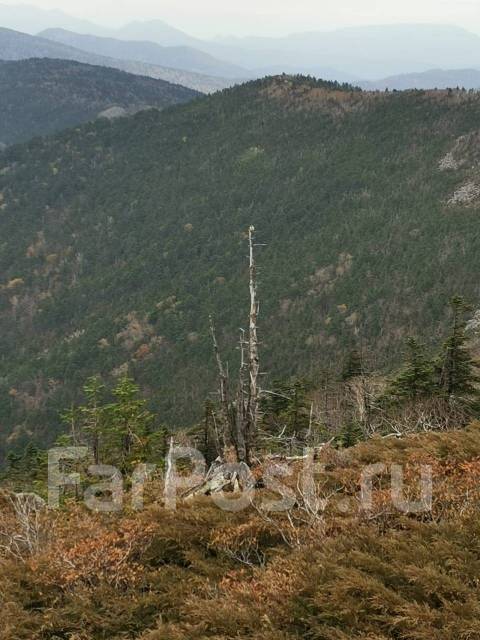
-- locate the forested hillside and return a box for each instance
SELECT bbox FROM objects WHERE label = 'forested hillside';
[0,58,200,145]
[1,76,480,457]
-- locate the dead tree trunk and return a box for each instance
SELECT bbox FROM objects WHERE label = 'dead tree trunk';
[246,225,260,461]
[235,329,248,462]
[209,315,230,453]
[192,228,264,497]
[207,227,261,467]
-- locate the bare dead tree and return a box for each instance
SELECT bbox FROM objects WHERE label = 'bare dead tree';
[207,227,262,466]
[209,315,230,453]
[0,492,47,562]
[372,396,472,436]
[235,329,248,462]
[348,375,375,437]
[246,225,260,462]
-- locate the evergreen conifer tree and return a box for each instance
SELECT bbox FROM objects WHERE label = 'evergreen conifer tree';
[389,337,436,400]
[103,376,154,471]
[82,376,105,464]
[437,296,480,398]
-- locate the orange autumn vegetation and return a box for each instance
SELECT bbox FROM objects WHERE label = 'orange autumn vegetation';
[2,425,480,639]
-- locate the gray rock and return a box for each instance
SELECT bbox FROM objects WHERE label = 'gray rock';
[97,105,128,120]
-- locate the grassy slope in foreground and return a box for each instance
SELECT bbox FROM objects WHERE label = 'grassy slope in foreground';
[1,76,480,453]
[2,423,480,638]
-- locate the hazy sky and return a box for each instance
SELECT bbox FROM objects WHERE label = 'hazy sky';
[3,0,480,37]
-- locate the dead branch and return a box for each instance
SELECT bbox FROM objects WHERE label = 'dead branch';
[0,491,47,562]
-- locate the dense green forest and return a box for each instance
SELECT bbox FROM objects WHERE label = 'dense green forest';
[0,58,200,144]
[1,75,480,460]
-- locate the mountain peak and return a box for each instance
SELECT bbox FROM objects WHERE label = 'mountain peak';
[249,74,362,109]
[115,18,198,47]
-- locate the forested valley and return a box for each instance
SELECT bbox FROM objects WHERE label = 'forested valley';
[3,75,480,639]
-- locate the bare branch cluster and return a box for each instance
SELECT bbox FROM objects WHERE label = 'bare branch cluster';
[0,491,48,562]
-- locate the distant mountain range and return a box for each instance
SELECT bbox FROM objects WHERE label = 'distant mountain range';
[38,27,359,84]
[0,2,106,36]
[36,20,480,87]
[213,24,480,78]
[4,4,480,81]
[360,69,480,91]
[39,28,247,79]
[0,27,234,93]
[113,18,206,48]
[0,57,199,145]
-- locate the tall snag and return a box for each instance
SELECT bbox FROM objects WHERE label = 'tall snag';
[246,225,260,462]
[209,226,261,466]
[235,328,248,463]
[209,315,230,453]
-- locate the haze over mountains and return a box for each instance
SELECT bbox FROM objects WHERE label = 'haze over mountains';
[2,3,480,87]
[0,27,234,93]
[0,1,105,35]
[214,24,480,78]
[361,69,480,92]
[40,28,247,79]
